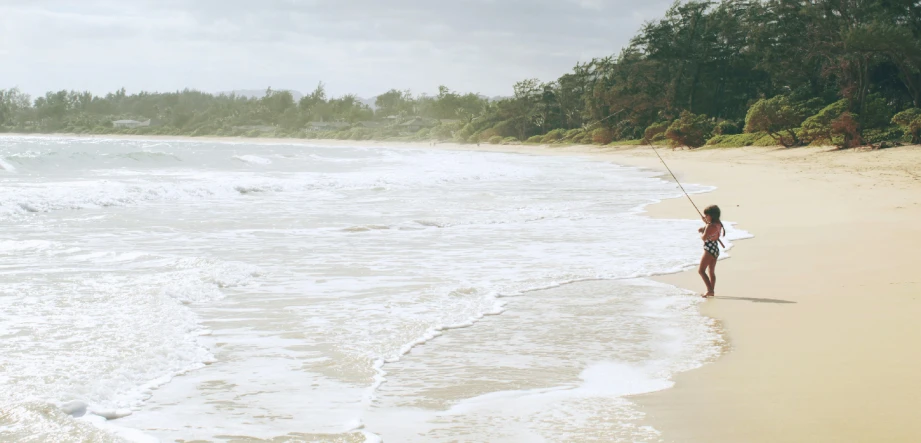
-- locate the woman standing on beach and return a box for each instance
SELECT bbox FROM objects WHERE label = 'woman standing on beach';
[698,205,724,297]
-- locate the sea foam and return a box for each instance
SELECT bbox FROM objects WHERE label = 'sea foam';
[0,136,747,442]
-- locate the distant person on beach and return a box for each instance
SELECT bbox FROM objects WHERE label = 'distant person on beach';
[697,205,725,297]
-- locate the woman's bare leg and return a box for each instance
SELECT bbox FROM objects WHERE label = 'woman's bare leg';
[698,252,714,295]
[708,259,717,295]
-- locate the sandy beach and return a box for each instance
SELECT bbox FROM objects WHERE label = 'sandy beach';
[451,142,921,442]
[5,133,920,442]
[609,145,921,443]
[440,141,921,442]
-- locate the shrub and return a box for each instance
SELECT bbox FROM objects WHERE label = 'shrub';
[564,128,584,140]
[830,112,862,148]
[798,99,849,146]
[431,124,454,140]
[642,121,669,144]
[541,128,566,143]
[706,132,777,147]
[744,95,813,147]
[502,136,520,145]
[467,133,481,144]
[860,94,893,130]
[862,126,904,146]
[479,128,498,142]
[245,129,260,138]
[454,123,475,143]
[348,129,367,140]
[665,111,714,148]
[579,133,595,144]
[412,128,431,140]
[488,135,503,144]
[607,120,633,140]
[491,120,516,138]
[891,108,921,143]
[592,127,614,145]
[526,135,543,144]
[713,120,740,136]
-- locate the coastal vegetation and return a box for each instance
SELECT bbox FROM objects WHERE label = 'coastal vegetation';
[3,0,921,149]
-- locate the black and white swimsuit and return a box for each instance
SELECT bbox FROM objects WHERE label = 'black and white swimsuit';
[703,222,723,258]
[704,239,720,259]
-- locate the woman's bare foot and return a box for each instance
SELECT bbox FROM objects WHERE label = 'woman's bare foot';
[703,292,714,298]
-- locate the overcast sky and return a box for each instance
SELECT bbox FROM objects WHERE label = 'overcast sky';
[0,0,671,99]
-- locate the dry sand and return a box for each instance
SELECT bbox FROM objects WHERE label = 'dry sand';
[610,145,921,443]
[7,133,921,442]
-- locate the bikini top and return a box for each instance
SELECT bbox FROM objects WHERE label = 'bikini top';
[705,222,725,241]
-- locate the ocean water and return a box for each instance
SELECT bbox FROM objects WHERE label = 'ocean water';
[0,136,744,442]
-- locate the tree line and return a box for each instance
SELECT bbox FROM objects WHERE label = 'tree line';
[3,0,921,148]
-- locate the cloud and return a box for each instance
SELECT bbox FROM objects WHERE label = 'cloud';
[0,0,672,98]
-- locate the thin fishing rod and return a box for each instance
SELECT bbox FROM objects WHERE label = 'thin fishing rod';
[650,145,725,248]
[650,145,702,217]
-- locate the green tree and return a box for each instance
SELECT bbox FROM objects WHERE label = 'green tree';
[375,89,414,117]
[0,88,32,127]
[299,82,328,116]
[592,127,614,144]
[892,108,921,143]
[798,99,850,145]
[642,121,669,144]
[744,95,814,147]
[4,0,921,145]
[665,111,714,148]
[262,88,295,116]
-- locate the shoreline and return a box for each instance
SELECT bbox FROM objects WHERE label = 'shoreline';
[428,141,921,442]
[584,145,921,442]
[5,133,921,442]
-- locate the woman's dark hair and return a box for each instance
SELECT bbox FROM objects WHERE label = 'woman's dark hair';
[703,205,721,222]
[704,205,725,237]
